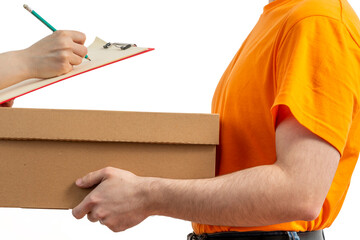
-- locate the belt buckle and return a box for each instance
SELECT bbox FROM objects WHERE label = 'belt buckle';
[187,233,207,240]
[187,233,196,240]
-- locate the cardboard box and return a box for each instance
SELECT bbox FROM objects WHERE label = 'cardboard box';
[0,108,219,209]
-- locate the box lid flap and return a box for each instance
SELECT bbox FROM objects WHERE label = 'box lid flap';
[0,108,219,145]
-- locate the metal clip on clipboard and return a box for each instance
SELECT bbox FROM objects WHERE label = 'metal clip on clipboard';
[103,42,137,50]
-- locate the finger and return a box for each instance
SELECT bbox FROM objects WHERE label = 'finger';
[87,212,99,223]
[72,42,88,59]
[57,62,73,76]
[72,194,95,219]
[69,52,83,66]
[76,169,106,188]
[67,30,87,45]
[87,207,106,223]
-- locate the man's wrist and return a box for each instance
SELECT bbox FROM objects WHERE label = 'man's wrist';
[142,177,164,216]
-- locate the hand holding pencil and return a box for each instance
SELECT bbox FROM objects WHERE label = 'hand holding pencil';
[20,4,90,79]
[23,30,88,79]
[0,30,88,91]
[23,4,91,61]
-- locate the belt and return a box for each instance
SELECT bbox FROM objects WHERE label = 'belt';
[187,230,324,240]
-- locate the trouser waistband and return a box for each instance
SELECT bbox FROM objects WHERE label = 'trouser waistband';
[187,230,324,240]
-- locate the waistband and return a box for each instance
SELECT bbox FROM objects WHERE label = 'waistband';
[187,230,324,240]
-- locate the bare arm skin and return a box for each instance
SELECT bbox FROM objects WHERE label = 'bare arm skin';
[72,106,340,232]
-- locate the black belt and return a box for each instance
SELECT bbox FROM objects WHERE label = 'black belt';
[187,230,324,240]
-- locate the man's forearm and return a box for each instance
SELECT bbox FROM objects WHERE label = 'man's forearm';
[72,106,338,232]
[0,50,31,90]
[147,164,317,227]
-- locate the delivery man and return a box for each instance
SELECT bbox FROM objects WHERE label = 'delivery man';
[71,0,360,240]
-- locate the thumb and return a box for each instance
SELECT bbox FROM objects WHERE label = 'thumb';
[76,169,106,188]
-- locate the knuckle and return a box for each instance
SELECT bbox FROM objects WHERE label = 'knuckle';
[60,40,72,50]
[86,171,94,182]
[72,31,86,44]
[59,63,71,73]
[93,211,106,220]
[56,30,69,38]
[54,36,72,49]
[96,211,106,219]
[58,51,70,61]
[87,171,94,178]
[79,32,86,42]
[103,167,114,177]
[88,195,99,205]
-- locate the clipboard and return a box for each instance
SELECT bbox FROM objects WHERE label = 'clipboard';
[0,37,154,104]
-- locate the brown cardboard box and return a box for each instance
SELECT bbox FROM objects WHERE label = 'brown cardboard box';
[0,108,219,209]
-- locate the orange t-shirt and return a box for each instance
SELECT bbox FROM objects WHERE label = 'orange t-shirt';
[193,0,360,234]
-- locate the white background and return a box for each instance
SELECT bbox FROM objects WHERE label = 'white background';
[0,0,359,239]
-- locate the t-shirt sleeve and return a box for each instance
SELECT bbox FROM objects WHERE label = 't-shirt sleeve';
[272,16,360,155]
